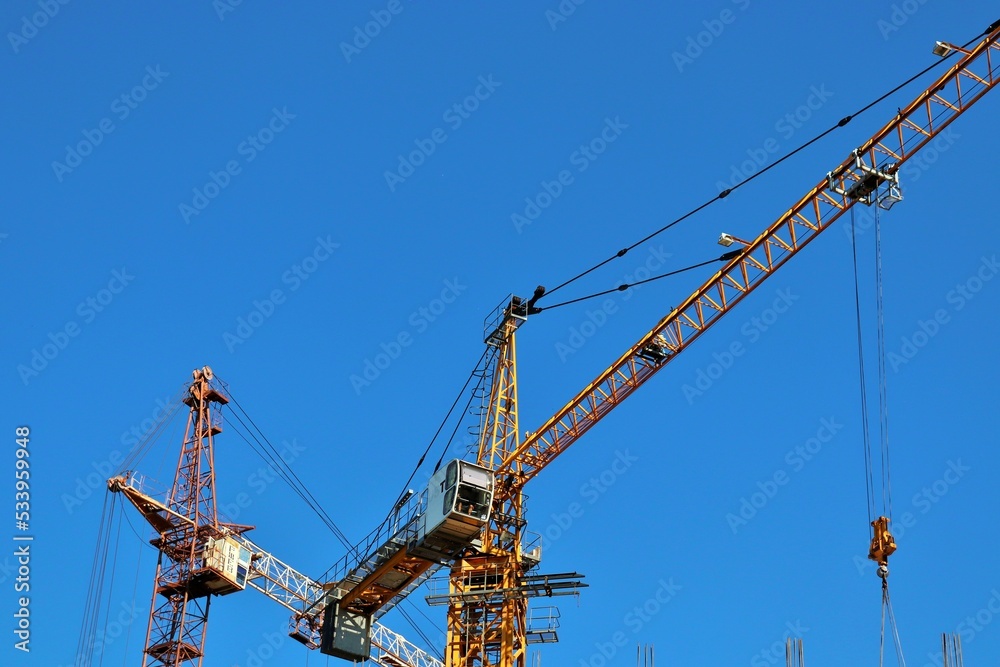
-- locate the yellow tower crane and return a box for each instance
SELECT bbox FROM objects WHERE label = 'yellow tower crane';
[109,17,1000,667]
[310,20,1000,666]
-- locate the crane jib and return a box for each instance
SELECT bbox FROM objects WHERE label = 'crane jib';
[497,24,1000,491]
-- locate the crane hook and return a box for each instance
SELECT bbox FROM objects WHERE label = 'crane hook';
[868,516,897,580]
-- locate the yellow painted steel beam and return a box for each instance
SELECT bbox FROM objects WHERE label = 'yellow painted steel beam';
[337,548,436,616]
[496,24,1000,492]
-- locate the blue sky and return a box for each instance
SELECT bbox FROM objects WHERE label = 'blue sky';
[4,2,1000,666]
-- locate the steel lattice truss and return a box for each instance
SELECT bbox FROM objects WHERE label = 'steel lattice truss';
[235,534,444,667]
[498,27,1000,488]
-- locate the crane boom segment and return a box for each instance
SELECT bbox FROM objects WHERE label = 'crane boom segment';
[496,27,1000,491]
[233,534,444,667]
[235,534,325,615]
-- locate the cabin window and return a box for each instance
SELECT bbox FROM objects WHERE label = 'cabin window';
[455,484,490,519]
[444,487,456,514]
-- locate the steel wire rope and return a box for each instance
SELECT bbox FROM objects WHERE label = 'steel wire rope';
[97,496,125,667]
[535,22,993,305]
[222,398,354,554]
[881,583,907,667]
[874,204,893,520]
[77,492,117,667]
[850,206,878,525]
[120,530,146,667]
[533,252,739,312]
[432,354,492,474]
[392,346,490,511]
[397,605,445,660]
[887,589,907,667]
[868,51,1000,179]
[117,386,187,474]
[322,347,492,587]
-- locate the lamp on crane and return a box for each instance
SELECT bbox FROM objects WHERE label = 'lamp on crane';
[877,184,904,210]
[932,37,979,58]
[717,233,750,247]
[932,41,953,57]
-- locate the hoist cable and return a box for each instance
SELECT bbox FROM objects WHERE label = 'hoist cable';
[850,207,877,525]
[78,492,117,667]
[884,583,907,667]
[874,204,893,520]
[97,496,125,667]
[121,533,145,667]
[879,588,887,667]
[536,30,982,303]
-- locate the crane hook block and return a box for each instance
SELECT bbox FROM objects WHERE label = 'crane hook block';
[868,516,897,567]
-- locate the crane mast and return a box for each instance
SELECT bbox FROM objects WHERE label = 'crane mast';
[117,366,253,667]
[445,301,529,666]
[109,368,435,667]
[448,20,1000,667]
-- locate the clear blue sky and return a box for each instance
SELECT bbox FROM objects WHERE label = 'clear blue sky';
[4,3,1000,666]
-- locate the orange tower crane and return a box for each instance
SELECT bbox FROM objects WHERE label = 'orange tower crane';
[109,367,437,667]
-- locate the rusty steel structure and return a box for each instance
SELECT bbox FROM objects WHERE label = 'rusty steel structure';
[109,367,252,666]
